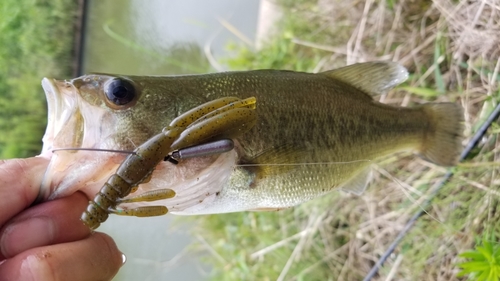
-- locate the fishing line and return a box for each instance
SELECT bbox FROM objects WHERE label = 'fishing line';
[236,159,373,167]
[53,146,374,167]
[363,101,500,281]
[52,147,137,155]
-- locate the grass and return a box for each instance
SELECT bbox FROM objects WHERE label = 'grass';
[0,0,77,158]
[189,0,500,280]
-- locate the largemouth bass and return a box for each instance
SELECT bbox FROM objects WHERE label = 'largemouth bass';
[38,62,463,215]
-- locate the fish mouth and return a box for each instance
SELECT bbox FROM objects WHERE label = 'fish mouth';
[38,78,81,201]
[38,77,123,202]
[40,78,83,155]
[39,78,89,202]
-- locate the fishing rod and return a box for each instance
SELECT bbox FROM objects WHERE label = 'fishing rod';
[363,101,500,281]
[73,0,89,77]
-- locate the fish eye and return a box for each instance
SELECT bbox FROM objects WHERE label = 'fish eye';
[104,78,136,106]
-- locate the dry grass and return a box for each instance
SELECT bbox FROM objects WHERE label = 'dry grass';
[192,0,500,280]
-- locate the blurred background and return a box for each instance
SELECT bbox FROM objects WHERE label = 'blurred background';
[1,0,499,280]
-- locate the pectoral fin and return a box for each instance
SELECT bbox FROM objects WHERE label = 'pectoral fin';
[340,167,372,195]
[241,145,308,179]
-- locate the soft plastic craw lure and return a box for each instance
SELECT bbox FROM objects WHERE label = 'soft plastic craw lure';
[80,96,257,229]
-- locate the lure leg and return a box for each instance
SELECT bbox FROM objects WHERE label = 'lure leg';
[168,97,245,128]
[116,189,176,204]
[110,206,169,217]
[170,97,257,149]
[110,189,176,217]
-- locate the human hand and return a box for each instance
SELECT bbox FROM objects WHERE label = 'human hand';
[0,157,123,281]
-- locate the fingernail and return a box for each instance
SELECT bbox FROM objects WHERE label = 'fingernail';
[121,252,127,265]
[17,255,39,281]
[1,217,55,258]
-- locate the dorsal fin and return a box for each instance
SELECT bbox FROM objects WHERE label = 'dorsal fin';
[321,62,408,96]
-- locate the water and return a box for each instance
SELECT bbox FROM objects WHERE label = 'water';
[82,0,260,280]
[83,0,259,75]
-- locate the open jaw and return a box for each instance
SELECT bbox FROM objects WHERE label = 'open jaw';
[38,78,121,202]
[40,78,83,155]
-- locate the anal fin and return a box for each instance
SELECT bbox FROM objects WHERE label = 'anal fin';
[340,167,372,195]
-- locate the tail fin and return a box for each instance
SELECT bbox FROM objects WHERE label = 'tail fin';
[419,103,463,166]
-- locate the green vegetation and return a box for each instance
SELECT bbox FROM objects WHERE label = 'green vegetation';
[0,0,77,158]
[458,238,500,281]
[191,0,500,280]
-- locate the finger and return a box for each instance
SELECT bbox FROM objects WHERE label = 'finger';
[0,157,49,226]
[0,232,123,281]
[0,192,90,259]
